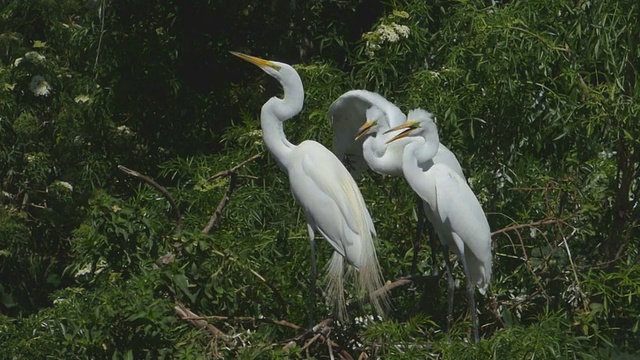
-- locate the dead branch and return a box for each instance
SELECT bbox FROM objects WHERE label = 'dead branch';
[187,315,305,332]
[174,301,234,347]
[203,173,237,234]
[118,165,182,234]
[202,152,263,234]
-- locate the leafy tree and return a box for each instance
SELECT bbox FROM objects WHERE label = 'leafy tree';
[1,0,638,358]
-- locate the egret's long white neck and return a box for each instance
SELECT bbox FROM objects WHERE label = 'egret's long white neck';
[260,70,305,170]
[413,129,439,165]
[402,130,439,179]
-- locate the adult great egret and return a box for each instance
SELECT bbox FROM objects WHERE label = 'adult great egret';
[329,90,465,276]
[328,90,464,179]
[386,109,492,342]
[231,52,388,322]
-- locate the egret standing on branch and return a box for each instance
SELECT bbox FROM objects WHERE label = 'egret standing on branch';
[329,90,465,275]
[386,109,492,342]
[231,52,388,323]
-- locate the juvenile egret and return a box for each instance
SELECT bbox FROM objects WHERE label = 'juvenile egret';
[386,109,492,342]
[330,91,465,277]
[231,52,388,322]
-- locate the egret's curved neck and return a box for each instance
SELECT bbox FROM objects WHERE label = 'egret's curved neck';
[260,73,304,169]
[402,134,438,180]
[361,136,387,172]
[414,131,439,165]
[365,134,386,158]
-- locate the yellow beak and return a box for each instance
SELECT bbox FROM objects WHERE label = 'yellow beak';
[384,121,419,143]
[355,121,377,141]
[230,51,280,70]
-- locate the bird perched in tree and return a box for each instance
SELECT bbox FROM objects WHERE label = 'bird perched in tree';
[329,90,465,276]
[386,109,492,342]
[231,52,388,323]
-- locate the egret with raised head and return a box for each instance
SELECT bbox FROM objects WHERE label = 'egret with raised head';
[231,52,388,323]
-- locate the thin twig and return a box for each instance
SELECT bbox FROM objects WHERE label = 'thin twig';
[202,173,237,234]
[491,217,560,236]
[202,152,263,233]
[208,153,263,181]
[118,165,182,233]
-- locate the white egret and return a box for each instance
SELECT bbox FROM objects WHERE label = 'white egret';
[329,90,465,276]
[231,52,388,322]
[386,109,492,342]
[328,90,464,179]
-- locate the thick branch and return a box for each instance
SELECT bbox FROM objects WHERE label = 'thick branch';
[118,165,182,233]
[174,301,234,346]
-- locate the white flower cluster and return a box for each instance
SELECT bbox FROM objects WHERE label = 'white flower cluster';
[117,125,133,136]
[363,14,411,58]
[25,51,46,62]
[13,51,46,67]
[53,180,74,192]
[29,75,52,97]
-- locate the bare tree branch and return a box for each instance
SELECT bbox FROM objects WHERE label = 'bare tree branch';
[203,173,237,234]
[174,301,233,347]
[118,165,182,233]
[202,152,263,234]
[491,217,561,236]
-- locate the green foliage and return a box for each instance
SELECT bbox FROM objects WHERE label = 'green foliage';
[1,0,639,358]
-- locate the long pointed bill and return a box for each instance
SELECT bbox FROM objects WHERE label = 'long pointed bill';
[230,51,280,70]
[355,121,376,141]
[384,121,419,143]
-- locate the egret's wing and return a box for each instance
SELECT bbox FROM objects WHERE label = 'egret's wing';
[433,165,490,262]
[328,90,406,176]
[291,142,376,260]
[433,143,466,181]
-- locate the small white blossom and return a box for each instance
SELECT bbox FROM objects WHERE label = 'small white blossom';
[75,263,92,277]
[13,57,23,67]
[74,94,91,104]
[53,297,67,305]
[392,10,410,19]
[25,51,46,62]
[117,125,133,136]
[392,23,410,38]
[54,180,74,192]
[376,24,400,43]
[29,75,52,97]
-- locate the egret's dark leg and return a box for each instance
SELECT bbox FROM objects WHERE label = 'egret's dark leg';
[427,225,439,277]
[458,253,480,343]
[442,245,456,338]
[412,197,440,278]
[411,196,425,276]
[308,226,317,329]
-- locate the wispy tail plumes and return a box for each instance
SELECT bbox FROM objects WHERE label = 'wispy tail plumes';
[325,251,347,320]
[325,241,389,320]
